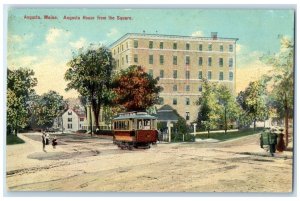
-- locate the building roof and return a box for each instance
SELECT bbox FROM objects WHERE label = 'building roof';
[155,105,180,122]
[109,33,239,48]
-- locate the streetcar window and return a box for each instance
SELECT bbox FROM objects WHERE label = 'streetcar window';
[138,120,143,129]
[144,119,151,130]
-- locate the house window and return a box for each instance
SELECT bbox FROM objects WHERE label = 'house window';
[173,56,177,65]
[173,43,177,49]
[186,85,190,91]
[199,44,203,51]
[173,70,177,79]
[185,71,190,79]
[208,71,212,80]
[220,45,223,52]
[186,112,190,121]
[185,56,190,65]
[149,55,153,64]
[160,55,164,64]
[134,54,138,63]
[219,72,224,80]
[219,58,223,67]
[186,98,190,105]
[134,40,138,48]
[229,72,234,81]
[160,70,164,78]
[198,71,202,79]
[68,111,72,115]
[208,57,212,67]
[80,118,84,121]
[198,86,202,92]
[229,58,233,68]
[158,97,164,105]
[186,43,190,50]
[68,118,72,122]
[229,44,233,52]
[173,85,177,91]
[149,41,153,49]
[149,69,153,77]
[208,44,212,51]
[160,42,164,49]
[199,57,203,66]
[173,98,177,105]
[68,124,72,129]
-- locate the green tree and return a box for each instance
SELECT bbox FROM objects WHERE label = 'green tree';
[237,80,269,130]
[65,45,115,130]
[113,65,162,111]
[7,68,37,135]
[261,37,294,146]
[32,91,67,129]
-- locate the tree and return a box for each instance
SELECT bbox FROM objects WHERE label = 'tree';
[7,68,37,135]
[32,91,67,129]
[237,80,269,130]
[65,45,115,130]
[113,65,162,111]
[261,37,294,147]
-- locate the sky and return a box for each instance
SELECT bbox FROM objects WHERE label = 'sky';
[6,7,295,98]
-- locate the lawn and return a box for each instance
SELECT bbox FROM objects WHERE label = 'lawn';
[7,135,25,145]
[195,128,264,141]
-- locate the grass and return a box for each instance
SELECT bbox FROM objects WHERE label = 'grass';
[6,134,25,145]
[195,128,264,141]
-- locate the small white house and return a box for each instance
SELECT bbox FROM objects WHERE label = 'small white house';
[62,109,86,133]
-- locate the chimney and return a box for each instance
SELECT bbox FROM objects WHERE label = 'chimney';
[211,32,218,40]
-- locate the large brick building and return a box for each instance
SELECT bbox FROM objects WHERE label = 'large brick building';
[109,33,238,123]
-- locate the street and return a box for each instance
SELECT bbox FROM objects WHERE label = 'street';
[6,132,293,192]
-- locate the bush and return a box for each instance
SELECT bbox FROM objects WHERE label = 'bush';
[7,135,25,145]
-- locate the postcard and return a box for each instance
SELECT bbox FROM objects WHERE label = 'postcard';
[5,6,295,193]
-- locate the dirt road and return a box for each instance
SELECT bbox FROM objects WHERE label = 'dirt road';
[6,132,293,192]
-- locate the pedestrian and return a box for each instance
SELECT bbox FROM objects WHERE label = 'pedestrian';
[41,132,46,152]
[45,133,50,145]
[52,136,58,149]
[269,128,278,157]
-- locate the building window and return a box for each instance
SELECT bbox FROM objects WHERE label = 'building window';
[68,111,72,115]
[126,55,128,63]
[173,98,177,105]
[149,55,153,64]
[160,70,164,78]
[117,60,119,67]
[219,58,223,67]
[199,57,203,66]
[68,124,72,129]
[121,57,124,65]
[208,44,212,51]
[173,56,177,65]
[185,71,190,79]
[186,98,190,105]
[68,118,72,122]
[118,47,119,53]
[158,97,164,105]
[198,86,202,92]
[80,118,84,121]
[160,55,164,64]
[134,54,138,63]
[149,41,153,49]
[229,44,233,52]
[149,69,153,77]
[185,56,190,65]
[199,44,203,51]
[229,58,233,68]
[173,43,177,49]
[134,40,138,48]
[186,112,190,121]
[186,43,190,50]
[208,57,212,67]
[219,72,224,80]
[208,71,212,80]
[185,85,190,91]
[173,70,177,79]
[122,44,124,51]
[198,71,202,79]
[114,49,116,55]
[229,72,234,81]
[173,85,177,91]
[160,42,164,49]
[126,42,128,49]
[220,45,224,52]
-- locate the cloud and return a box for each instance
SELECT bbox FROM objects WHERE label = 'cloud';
[45,28,71,44]
[69,37,88,49]
[191,31,204,37]
[106,28,120,38]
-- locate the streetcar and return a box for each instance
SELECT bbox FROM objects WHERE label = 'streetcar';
[112,112,158,150]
